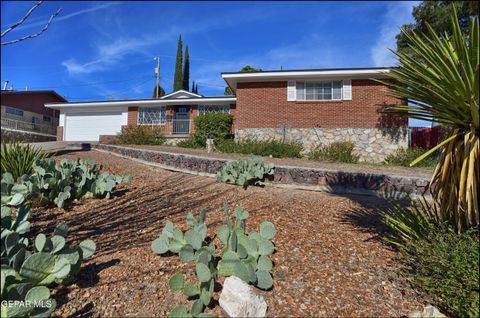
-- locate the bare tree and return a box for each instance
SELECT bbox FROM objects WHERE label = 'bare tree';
[1,1,62,46]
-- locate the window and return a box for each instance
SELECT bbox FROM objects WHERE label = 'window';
[198,105,230,116]
[5,107,23,117]
[43,116,51,122]
[138,106,166,124]
[296,80,343,101]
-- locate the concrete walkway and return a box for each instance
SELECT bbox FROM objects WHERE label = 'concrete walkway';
[29,141,98,153]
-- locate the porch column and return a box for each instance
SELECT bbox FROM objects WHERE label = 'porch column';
[190,105,198,133]
[127,107,138,127]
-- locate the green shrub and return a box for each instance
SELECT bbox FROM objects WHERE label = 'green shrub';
[151,201,276,316]
[1,142,49,181]
[115,125,165,145]
[217,156,275,187]
[382,199,479,317]
[217,139,303,158]
[176,138,203,149]
[384,148,438,168]
[192,113,233,146]
[308,141,359,163]
[403,229,479,317]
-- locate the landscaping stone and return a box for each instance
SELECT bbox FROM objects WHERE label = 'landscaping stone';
[206,138,215,153]
[219,276,267,317]
[1,128,55,142]
[408,305,446,318]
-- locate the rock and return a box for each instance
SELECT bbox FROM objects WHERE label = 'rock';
[219,276,267,317]
[206,139,215,153]
[408,305,446,318]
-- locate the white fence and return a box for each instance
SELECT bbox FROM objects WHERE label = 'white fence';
[1,117,56,136]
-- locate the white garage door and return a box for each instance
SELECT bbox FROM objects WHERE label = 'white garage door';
[65,111,124,141]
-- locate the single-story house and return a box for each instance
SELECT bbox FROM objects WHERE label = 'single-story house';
[45,67,408,161]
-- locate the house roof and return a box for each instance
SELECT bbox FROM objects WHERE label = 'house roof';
[221,67,392,93]
[0,90,67,102]
[161,89,203,99]
[45,95,236,109]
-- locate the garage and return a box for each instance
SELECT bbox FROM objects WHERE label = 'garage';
[64,110,126,141]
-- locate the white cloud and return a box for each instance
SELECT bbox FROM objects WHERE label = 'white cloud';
[61,37,154,75]
[371,1,418,67]
[61,8,268,77]
[9,2,121,32]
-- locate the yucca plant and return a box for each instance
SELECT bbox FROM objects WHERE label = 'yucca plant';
[383,196,442,249]
[381,6,479,232]
[0,142,49,181]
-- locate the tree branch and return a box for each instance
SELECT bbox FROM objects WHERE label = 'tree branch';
[1,1,43,37]
[1,7,62,46]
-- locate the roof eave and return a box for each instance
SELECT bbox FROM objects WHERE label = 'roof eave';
[221,68,392,93]
[45,97,237,109]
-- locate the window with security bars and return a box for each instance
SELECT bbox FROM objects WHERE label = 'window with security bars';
[198,105,230,115]
[138,106,166,124]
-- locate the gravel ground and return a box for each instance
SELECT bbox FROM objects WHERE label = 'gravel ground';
[32,149,425,317]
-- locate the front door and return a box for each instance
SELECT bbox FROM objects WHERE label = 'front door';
[173,106,190,134]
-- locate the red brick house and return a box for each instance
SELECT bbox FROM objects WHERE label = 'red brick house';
[221,67,408,161]
[46,67,407,161]
[1,90,66,138]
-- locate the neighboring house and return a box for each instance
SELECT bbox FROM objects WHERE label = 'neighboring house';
[1,90,65,139]
[46,67,407,161]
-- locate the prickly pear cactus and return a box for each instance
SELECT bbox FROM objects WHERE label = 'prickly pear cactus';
[152,201,276,317]
[216,157,274,187]
[217,201,276,290]
[1,204,97,317]
[3,158,131,209]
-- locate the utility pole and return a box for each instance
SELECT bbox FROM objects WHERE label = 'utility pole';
[154,56,160,98]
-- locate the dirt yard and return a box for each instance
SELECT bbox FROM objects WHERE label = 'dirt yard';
[33,149,425,317]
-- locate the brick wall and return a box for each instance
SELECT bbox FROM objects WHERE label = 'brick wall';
[127,107,138,127]
[56,126,63,141]
[235,79,406,129]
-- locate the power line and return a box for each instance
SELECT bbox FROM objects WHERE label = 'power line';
[64,77,153,101]
[25,76,152,90]
[108,77,153,98]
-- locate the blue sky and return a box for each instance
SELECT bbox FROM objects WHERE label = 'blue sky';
[1,1,428,126]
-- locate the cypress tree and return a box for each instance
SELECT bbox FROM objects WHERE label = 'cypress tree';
[152,84,165,98]
[191,80,195,93]
[173,35,183,91]
[183,45,190,91]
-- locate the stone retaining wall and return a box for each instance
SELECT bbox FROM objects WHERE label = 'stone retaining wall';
[93,144,430,198]
[235,128,409,162]
[1,128,56,143]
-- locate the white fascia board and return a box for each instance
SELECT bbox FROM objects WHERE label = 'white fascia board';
[221,69,391,93]
[221,68,391,80]
[45,97,236,109]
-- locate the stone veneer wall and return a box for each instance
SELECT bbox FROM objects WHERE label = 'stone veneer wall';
[92,143,431,198]
[235,128,409,162]
[1,128,56,142]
